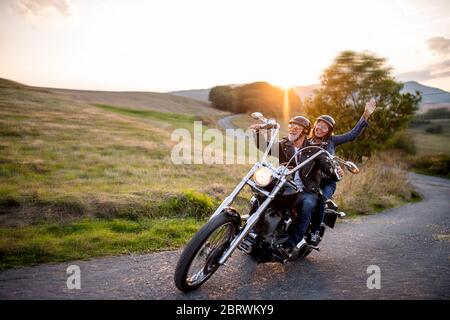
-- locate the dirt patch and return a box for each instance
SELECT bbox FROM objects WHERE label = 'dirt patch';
[436,234,450,242]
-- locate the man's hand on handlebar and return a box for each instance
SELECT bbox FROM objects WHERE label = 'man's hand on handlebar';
[249,124,263,130]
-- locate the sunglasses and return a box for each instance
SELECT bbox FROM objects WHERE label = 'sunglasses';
[288,124,303,130]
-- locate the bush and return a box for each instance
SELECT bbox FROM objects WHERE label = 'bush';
[385,131,416,155]
[412,154,450,179]
[425,125,443,134]
[421,108,450,120]
[157,190,217,219]
[409,119,430,127]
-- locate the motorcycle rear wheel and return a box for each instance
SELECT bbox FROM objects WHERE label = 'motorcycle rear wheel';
[174,213,239,292]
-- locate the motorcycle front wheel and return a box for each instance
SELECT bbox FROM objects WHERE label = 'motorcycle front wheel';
[174,213,239,292]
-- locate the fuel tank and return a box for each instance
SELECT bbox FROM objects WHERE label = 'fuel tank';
[264,182,301,211]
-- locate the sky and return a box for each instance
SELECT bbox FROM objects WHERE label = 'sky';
[1,0,450,92]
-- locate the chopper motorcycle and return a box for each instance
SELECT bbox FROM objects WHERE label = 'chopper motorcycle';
[174,112,360,292]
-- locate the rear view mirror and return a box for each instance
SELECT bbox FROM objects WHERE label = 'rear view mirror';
[345,161,359,174]
[251,112,263,120]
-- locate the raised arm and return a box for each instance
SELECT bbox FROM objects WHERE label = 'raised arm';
[332,98,377,147]
[332,116,368,146]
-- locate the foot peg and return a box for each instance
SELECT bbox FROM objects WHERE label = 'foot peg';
[296,239,307,249]
[337,211,346,218]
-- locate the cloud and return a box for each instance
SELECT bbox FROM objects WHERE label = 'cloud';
[397,59,450,81]
[397,69,450,82]
[397,38,450,82]
[434,59,450,69]
[13,0,74,19]
[426,36,450,56]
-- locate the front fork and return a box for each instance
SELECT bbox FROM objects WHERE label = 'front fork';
[217,179,286,265]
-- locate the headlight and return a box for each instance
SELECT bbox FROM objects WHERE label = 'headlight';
[253,167,273,187]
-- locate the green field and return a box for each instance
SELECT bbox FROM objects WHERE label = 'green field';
[0,217,203,270]
[408,119,450,156]
[407,119,450,178]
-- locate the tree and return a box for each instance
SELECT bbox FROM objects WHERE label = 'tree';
[425,125,443,134]
[235,82,302,118]
[208,85,236,112]
[303,50,421,159]
[208,82,301,118]
[235,82,280,116]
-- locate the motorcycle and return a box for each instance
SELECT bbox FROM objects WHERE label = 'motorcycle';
[174,112,360,292]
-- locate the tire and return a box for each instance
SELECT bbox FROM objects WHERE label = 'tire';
[174,213,239,292]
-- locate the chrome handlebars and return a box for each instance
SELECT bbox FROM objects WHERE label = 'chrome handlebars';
[250,113,359,176]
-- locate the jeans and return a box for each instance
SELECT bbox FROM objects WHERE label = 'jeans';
[287,191,318,247]
[311,180,337,233]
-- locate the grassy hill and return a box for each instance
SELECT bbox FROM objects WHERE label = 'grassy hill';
[167,88,211,102]
[0,78,252,269]
[0,78,250,224]
[50,87,223,117]
[401,81,450,104]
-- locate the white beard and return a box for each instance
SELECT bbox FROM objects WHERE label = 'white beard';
[288,132,301,142]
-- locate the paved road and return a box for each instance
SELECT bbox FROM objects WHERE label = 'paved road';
[0,173,449,299]
[217,114,249,139]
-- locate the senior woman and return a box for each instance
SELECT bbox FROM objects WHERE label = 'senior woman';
[309,98,377,245]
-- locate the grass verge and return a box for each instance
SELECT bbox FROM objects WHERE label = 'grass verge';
[0,217,204,270]
[334,151,421,217]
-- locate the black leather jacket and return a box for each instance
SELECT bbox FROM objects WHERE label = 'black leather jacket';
[254,132,337,196]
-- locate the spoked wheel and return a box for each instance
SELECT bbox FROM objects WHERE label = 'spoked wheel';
[174,213,239,292]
